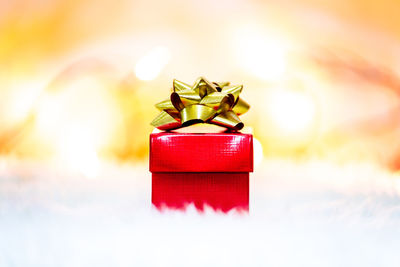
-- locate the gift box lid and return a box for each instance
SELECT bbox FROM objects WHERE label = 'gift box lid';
[150,129,253,173]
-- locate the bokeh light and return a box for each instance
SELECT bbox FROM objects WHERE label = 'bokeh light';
[267,88,317,135]
[233,24,288,81]
[0,0,399,167]
[1,1,400,265]
[135,46,171,81]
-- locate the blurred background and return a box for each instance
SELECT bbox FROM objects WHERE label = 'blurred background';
[2,0,400,175]
[2,1,400,266]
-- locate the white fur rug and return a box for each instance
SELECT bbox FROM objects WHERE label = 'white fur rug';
[0,159,399,267]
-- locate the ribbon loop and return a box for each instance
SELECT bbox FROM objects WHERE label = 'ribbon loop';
[181,105,216,126]
[151,77,250,131]
[151,111,181,130]
[171,92,185,111]
[211,111,244,130]
[173,79,192,91]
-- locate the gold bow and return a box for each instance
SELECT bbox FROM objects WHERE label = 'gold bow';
[151,77,250,131]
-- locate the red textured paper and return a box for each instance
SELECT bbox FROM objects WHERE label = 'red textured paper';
[149,132,253,212]
[150,132,253,172]
[152,172,249,212]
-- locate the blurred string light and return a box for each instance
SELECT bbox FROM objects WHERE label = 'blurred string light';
[233,24,288,81]
[134,46,171,81]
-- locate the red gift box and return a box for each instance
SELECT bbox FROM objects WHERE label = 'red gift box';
[150,131,253,212]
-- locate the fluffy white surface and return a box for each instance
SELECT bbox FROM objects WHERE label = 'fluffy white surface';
[0,159,400,267]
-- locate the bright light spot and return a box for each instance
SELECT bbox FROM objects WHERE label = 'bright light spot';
[35,77,119,142]
[35,94,63,138]
[34,76,122,175]
[135,46,171,81]
[253,137,264,167]
[234,25,287,81]
[268,89,316,134]
[57,127,100,179]
[7,81,44,122]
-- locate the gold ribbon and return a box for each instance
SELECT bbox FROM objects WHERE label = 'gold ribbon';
[151,77,250,131]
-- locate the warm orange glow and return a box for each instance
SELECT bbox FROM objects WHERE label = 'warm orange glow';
[1,0,400,167]
[33,76,123,168]
[5,81,43,124]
